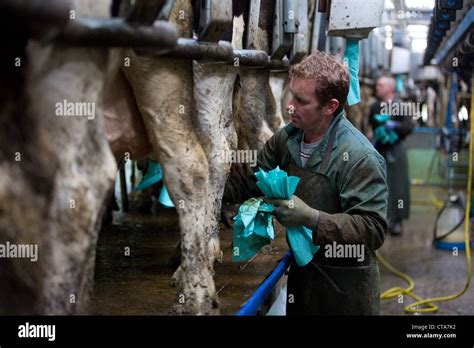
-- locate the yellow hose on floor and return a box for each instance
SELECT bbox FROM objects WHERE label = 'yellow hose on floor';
[377,75,473,314]
[412,149,444,209]
[427,150,445,209]
[377,253,438,312]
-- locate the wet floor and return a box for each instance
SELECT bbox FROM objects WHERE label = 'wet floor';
[379,186,474,315]
[91,208,288,315]
[92,185,474,316]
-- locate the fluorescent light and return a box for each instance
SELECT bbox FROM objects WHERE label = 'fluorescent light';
[407,25,428,33]
[407,25,428,39]
[384,0,394,10]
[409,32,428,38]
[421,104,428,123]
[404,0,434,9]
[411,38,427,51]
[459,106,468,121]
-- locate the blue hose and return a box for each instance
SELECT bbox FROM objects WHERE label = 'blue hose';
[236,251,292,316]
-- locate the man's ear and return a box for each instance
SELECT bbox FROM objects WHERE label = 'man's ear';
[324,99,340,115]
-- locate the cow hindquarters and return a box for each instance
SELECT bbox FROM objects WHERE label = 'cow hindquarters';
[23,42,115,314]
[123,52,218,315]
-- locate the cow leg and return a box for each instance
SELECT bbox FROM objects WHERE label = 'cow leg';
[236,69,278,151]
[123,0,218,315]
[27,44,116,314]
[269,72,289,127]
[192,59,238,271]
[280,74,292,124]
[124,51,215,314]
[192,14,247,277]
[0,0,116,314]
[234,2,279,151]
[263,74,283,133]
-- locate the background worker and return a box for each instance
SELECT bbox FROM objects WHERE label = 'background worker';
[369,76,414,236]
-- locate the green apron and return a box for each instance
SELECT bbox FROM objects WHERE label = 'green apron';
[283,121,381,315]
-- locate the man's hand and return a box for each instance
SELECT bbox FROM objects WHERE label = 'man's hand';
[264,195,320,230]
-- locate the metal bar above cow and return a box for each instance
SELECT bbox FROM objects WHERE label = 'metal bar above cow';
[5,0,291,70]
[167,39,289,69]
[56,17,289,69]
[58,18,179,52]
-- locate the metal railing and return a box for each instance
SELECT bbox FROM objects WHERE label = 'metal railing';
[236,251,292,316]
[2,0,290,70]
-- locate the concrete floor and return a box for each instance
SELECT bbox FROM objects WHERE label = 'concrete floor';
[91,208,288,315]
[91,185,474,316]
[379,186,474,315]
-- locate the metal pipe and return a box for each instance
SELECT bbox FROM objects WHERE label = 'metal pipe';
[283,0,299,33]
[168,38,234,61]
[4,0,291,70]
[433,6,474,65]
[58,19,289,69]
[234,49,270,66]
[166,40,290,69]
[58,17,178,51]
[318,0,328,13]
[267,56,291,70]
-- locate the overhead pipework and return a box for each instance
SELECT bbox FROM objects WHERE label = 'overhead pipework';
[424,0,472,67]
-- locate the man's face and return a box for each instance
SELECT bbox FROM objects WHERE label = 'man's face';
[287,78,324,131]
[376,78,390,100]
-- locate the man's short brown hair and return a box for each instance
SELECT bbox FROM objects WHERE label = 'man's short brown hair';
[289,50,350,109]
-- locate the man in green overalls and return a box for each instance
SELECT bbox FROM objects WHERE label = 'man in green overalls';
[224,51,388,315]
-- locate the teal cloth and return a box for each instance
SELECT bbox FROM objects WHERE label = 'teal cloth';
[373,114,399,145]
[134,159,163,192]
[159,185,174,208]
[343,38,361,106]
[396,75,405,93]
[232,197,275,262]
[232,167,320,266]
[133,159,175,208]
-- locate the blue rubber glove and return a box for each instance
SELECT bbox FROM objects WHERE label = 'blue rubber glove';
[385,120,398,130]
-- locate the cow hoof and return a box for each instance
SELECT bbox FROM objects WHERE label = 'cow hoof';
[170,266,183,288]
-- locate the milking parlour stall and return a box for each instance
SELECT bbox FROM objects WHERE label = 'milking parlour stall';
[1,0,474,346]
